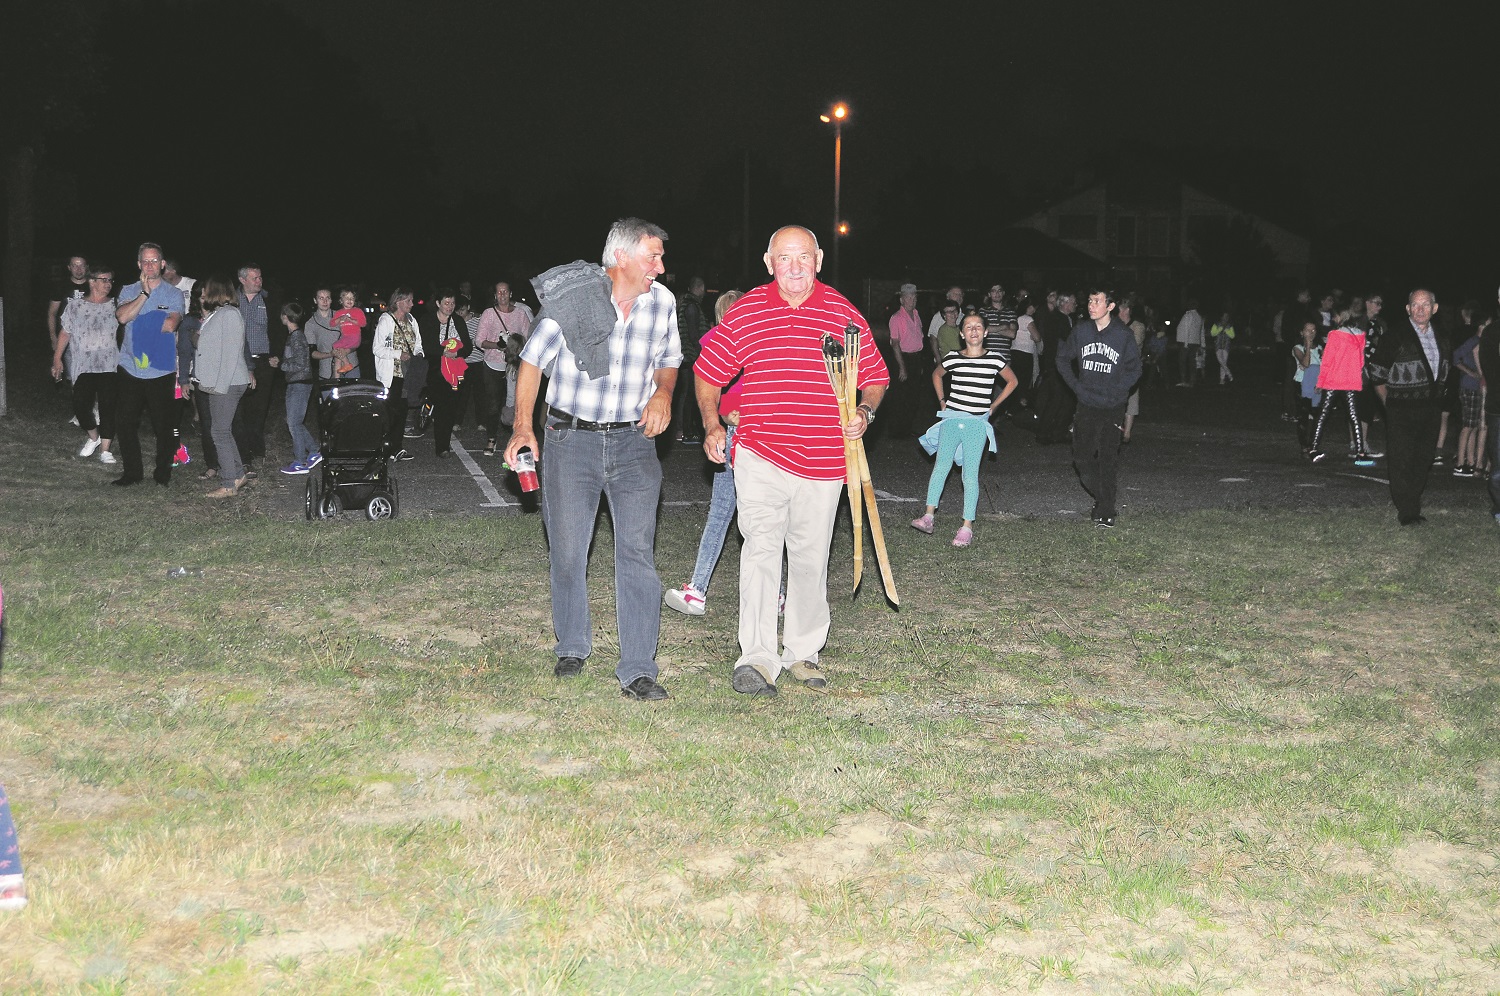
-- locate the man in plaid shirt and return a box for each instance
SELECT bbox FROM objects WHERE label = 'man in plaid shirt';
[506,218,682,701]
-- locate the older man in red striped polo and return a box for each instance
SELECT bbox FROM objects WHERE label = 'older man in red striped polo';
[694,225,889,697]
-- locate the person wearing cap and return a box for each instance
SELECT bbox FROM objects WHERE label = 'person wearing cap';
[888,282,927,433]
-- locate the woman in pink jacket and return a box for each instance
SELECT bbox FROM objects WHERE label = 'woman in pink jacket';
[1309,303,1375,466]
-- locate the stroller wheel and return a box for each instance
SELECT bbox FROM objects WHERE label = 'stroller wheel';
[307,473,339,519]
[366,493,395,521]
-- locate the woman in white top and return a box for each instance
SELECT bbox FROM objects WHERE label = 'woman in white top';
[52,267,121,464]
[1009,300,1041,405]
[371,287,423,457]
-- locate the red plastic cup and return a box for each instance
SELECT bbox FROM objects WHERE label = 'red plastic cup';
[513,449,539,492]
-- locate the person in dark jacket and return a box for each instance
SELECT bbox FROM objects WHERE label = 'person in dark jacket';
[428,289,474,458]
[1034,290,1078,444]
[1056,287,1142,528]
[274,302,320,474]
[1368,288,1451,525]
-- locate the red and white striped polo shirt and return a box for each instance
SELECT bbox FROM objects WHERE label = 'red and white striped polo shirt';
[694,281,889,481]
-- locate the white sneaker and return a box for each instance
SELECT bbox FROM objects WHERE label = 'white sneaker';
[99,450,116,465]
[67,415,80,427]
[79,437,102,458]
[663,585,706,616]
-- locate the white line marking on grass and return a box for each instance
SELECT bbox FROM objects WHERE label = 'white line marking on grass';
[451,441,515,508]
[1337,472,1390,485]
[874,489,921,503]
[1219,477,1250,483]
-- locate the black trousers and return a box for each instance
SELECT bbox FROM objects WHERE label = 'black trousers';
[1035,373,1076,444]
[195,388,219,471]
[479,365,507,439]
[72,371,118,439]
[1072,403,1127,518]
[233,355,276,462]
[115,369,177,484]
[386,376,409,452]
[672,360,701,440]
[896,349,935,433]
[432,373,465,454]
[1385,401,1439,522]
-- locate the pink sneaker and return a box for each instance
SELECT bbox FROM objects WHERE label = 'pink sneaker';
[910,513,935,534]
[663,585,706,616]
[952,525,973,548]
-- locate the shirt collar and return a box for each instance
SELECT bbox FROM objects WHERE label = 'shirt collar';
[772,280,826,310]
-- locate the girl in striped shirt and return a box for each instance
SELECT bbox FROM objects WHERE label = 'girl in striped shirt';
[912,312,1018,546]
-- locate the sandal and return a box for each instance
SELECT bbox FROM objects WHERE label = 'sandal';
[205,486,237,499]
[952,525,973,548]
[484,441,496,456]
[910,513,935,535]
[198,468,218,480]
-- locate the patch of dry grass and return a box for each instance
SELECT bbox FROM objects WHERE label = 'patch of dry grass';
[2,404,1499,993]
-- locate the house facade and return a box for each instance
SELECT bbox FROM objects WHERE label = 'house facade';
[1014,174,1310,310]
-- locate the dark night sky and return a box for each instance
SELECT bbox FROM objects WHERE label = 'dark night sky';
[15,0,1500,296]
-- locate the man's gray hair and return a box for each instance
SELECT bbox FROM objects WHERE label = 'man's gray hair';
[237,263,262,281]
[766,226,820,253]
[1407,288,1438,306]
[899,283,918,295]
[602,218,669,267]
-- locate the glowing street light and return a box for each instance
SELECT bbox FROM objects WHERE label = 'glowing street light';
[819,102,848,288]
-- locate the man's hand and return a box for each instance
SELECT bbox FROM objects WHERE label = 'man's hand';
[638,390,672,438]
[503,427,537,468]
[50,357,65,381]
[268,357,280,368]
[702,423,727,464]
[844,408,871,439]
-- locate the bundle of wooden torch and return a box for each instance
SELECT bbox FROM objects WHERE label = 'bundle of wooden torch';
[821,324,899,606]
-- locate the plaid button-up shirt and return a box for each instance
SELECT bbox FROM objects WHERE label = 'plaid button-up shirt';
[523,281,682,423]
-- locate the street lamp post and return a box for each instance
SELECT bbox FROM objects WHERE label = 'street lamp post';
[819,102,847,288]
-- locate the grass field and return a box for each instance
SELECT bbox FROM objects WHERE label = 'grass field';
[2,402,1498,994]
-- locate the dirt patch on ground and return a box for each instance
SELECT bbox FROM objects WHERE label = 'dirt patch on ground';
[244,923,394,963]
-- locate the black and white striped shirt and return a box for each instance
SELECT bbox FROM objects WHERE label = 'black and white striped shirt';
[940,350,1008,415]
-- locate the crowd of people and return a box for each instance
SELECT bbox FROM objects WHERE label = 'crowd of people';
[35,229,1500,704]
[47,247,538,497]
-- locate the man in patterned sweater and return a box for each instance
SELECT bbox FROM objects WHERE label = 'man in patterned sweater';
[1368,288,1450,525]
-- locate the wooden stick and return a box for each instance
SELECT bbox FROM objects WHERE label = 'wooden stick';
[854,438,899,605]
[822,342,863,590]
[842,323,898,605]
[828,340,864,591]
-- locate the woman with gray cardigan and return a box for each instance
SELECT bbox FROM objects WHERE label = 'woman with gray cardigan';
[192,275,253,497]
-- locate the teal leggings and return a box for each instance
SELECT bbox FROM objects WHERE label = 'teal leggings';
[925,416,988,520]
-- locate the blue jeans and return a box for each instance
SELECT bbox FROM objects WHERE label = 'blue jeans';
[925,414,987,520]
[539,420,663,686]
[690,426,738,594]
[285,382,317,463]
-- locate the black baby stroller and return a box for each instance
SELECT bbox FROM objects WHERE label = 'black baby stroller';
[306,380,400,521]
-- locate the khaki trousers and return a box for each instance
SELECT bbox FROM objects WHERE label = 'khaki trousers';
[732,447,843,682]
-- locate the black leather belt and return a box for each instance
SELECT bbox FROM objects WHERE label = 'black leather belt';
[552,411,634,432]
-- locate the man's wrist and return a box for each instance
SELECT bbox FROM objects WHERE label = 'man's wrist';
[857,403,876,423]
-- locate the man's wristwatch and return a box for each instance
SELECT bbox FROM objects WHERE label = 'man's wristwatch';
[857,403,876,424]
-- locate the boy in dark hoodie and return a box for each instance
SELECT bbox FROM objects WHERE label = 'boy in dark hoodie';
[1056,287,1142,527]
